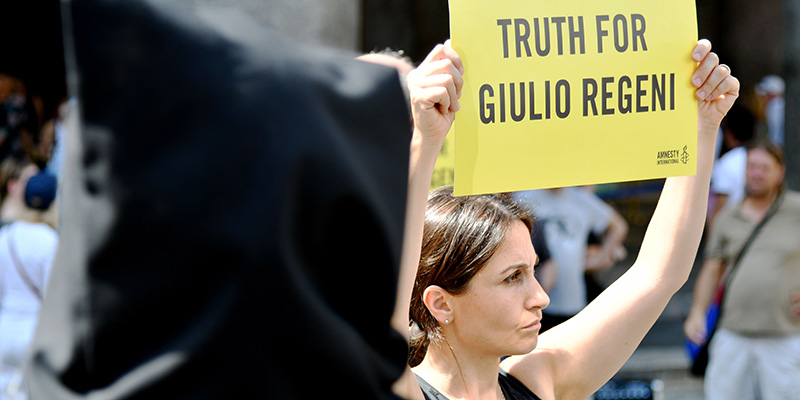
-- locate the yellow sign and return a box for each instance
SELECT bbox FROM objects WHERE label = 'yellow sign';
[448,0,698,196]
[431,134,455,190]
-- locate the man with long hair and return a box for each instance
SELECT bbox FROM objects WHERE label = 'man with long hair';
[685,139,800,399]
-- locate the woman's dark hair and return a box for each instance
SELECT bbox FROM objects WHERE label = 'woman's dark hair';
[720,102,756,144]
[408,185,533,367]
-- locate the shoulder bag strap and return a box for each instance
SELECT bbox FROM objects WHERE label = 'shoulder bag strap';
[5,223,43,300]
[726,192,784,285]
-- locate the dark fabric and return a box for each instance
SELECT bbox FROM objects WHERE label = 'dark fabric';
[530,218,550,264]
[584,272,604,303]
[416,375,448,400]
[584,231,605,302]
[498,369,543,400]
[540,312,572,334]
[415,370,542,400]
[29,1,411,399]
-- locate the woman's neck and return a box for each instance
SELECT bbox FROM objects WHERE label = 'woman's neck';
[413,340,505,400]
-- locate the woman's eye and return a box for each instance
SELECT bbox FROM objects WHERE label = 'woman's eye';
[505,271,522,284]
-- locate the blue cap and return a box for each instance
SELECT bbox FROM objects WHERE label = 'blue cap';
[25,172,57,210]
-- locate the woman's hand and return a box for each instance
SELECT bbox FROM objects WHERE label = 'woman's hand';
[407,40,464,147]
[691,39,739,133]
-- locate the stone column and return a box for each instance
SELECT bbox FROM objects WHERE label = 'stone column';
[784,0,800,190]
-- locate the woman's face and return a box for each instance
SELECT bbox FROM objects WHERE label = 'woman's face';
[10,164,39,202]
[448,220,550,358]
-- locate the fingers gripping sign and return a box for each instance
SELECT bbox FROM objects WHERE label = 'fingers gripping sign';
[691,39,740,131]
[408,40,465,145]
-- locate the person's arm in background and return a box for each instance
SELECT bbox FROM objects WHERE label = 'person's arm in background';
[391,41,463,399]
[683,257,725,344]
[585,208,628,273]
[684,197,729,345]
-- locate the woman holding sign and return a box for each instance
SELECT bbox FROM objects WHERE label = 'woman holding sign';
[391,39,738,400]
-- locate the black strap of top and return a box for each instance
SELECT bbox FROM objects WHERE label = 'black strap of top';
[414,370,542,400]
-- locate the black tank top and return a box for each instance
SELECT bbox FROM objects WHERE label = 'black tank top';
[415,369,542,400]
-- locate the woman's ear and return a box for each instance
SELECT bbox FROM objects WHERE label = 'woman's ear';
[422,285,453,325]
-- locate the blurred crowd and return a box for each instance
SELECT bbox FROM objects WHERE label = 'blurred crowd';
[0,70,63,400]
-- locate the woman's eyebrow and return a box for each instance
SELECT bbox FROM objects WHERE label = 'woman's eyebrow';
[499,263,530,275]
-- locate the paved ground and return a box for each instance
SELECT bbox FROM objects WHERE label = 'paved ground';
[614,345,705,400]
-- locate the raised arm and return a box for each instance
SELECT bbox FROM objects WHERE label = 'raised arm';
[391,42,463,399]
[391,40,463,336]
[505,40,740,400]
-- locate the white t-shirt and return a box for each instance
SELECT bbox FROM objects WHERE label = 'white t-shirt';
[514,188,612,315]
[0,221,58,399]
[711,146,747,208]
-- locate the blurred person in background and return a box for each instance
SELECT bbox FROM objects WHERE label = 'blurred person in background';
[581,185,628,303]
[685,139,800,400]
[707,103,755,227]
[755,74,785,148]
[39,97,74,182]
[0,158,39,225]
[0,73,38,164]
[0,169,58,400]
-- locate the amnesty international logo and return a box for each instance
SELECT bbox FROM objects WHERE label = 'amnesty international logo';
[656,145,689,165]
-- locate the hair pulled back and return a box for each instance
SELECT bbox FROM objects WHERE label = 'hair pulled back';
[408,186,532,367]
